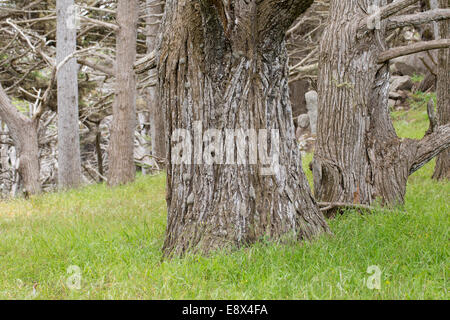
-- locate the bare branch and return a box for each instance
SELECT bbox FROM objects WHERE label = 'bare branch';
[387,9,450,30]
[378,39,450,63]
[410,124,450,175]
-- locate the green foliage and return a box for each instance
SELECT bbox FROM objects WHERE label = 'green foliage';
[407,91,435,111]
[11,98,29,114]
[0,112,448,300]
[392,95,433,139]
[30,70,47,80]
[410,73,425,84]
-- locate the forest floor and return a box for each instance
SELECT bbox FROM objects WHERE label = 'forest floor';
[0,98,448,299]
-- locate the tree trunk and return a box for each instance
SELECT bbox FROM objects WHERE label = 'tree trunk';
[96,123,104,182]
[433,0,450,180]
[146,0,166,164]
[314,0,450,212]
[0,84,41,195]
[108,0,138,186]
[56,0,82,189]
[159,0,330,257]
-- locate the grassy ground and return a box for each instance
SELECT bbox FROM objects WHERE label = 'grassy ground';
[0,102,448,300]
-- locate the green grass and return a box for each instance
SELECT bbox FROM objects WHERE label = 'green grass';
[0,105,448,300]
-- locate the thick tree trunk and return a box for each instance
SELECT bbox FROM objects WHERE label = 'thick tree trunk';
[146,0,166,164]
[56,0,82,189]
[108,0,138,186]
[159,0,330,257]
[433,0,450,180]
[314,0,450,212]
[0,85,41,195]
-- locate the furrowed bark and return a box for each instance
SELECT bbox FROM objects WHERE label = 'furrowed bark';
[433,0,450,180]
[159,0,329,257]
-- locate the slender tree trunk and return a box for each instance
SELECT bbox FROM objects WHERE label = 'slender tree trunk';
[56,0,82,189]
[96,123,104,182]
[314,0,450,213]
[433,0,450,180]
[146,0,166,164]
[159,0,330,257]
[0,85,41,195]
[108,0,138,186]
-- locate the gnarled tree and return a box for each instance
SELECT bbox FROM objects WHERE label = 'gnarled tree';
[313,0,450,212]
[0,84,41,195]
[158,0,330,257]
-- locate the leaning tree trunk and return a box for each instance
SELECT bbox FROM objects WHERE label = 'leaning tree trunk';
[159,0,330,257]
[108,0,138,186]
[146,0,166,164]
[0,84,41,195]
[56,0,82,189]
[313,0,450,213]
[433,0,450,181]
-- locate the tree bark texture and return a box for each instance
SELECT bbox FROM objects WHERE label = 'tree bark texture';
[314,0,450,211]
[159,0,330,257]
[56,0,82,189]
[108,0,138,186]
[433,0,450,180]
[0,84,41,195]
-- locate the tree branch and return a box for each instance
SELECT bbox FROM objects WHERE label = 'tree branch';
[78,58,115,76]
[378,39,450,63]
[410,124,450,175]
[79,16,119,32]
[387,9,450,30]
[318,202,376,212]
[378,0,421,20]
[360,0,421,30]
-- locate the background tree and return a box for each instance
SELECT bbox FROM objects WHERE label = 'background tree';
[0,84,41,195]
[159,0,330,257]
[0,0,160,196]
[146,0,165,165]
[107,0,138,186]
[57,0,82,189]
[313,0,450,214]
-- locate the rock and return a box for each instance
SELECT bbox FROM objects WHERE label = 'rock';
[388,99,396,109]
[390,76,413,92]
[297,114,310,129]
[390,52,437,77]
[305,90,318,135]
[389,92,402,100]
